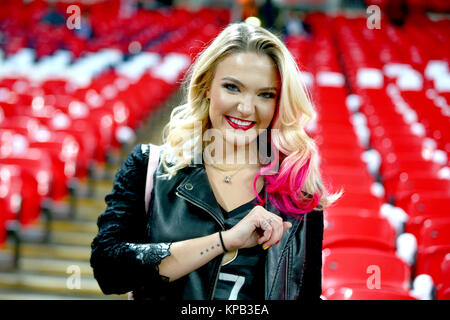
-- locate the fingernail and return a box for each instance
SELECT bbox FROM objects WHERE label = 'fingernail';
[263,246,269,250]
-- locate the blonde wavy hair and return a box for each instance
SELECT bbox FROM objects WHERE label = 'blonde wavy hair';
[161,22,339,213]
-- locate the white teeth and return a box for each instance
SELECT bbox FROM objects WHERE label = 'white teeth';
[228,117,253,126]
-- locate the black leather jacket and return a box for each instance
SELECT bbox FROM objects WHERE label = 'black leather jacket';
[90,144,324,300]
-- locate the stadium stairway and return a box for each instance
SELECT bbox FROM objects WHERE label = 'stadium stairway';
[0,89,180,300]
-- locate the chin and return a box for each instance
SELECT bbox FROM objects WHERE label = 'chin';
[223,129,259,147]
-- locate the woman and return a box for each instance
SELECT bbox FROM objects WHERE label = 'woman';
[90,22,337,300]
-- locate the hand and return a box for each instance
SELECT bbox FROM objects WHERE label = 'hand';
[222,206,292,251]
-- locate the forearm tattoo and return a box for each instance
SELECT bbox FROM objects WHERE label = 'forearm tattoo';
[200,242,222,256]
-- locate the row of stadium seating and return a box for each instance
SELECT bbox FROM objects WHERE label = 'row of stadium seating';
[0,0,229,58]
[332,11,449,297]
[286,12,449,299]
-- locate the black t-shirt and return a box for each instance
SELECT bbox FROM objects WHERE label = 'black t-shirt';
[213,192,266,300]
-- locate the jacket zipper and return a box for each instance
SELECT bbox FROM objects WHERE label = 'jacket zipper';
[175,191,224,299]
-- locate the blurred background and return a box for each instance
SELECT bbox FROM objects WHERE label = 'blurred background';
[0,0,448,300]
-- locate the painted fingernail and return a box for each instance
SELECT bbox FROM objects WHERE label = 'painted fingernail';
[263,246,269,250]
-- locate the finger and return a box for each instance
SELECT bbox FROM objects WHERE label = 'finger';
[268,218,283,248]
[283,221,292,231]
[257,218,273,245]
[263,220,292,249]
[261,216,283,249]
[260,221,273,245]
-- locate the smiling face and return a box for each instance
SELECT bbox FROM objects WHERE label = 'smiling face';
[207,52,280,150]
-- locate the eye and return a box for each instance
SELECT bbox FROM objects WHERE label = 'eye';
[222,83,240,92]
[259,92,276,99]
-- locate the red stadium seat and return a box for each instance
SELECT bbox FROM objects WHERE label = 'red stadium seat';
[0,148,53,225]
[28,130,79,200]
[0,164,22,226]
[400,90,450,146]
[321,157,369,174]
[322,171,376,196]
[322,247,412,295]
[330,192,383,212]
[436,254,450,300]
[0,204,6,246]
[384,173,450,203]
[323,214,396,252]
[379,156,443,181]
[0,115,41,137]
[52,96,114,163]
[46,116,97,179]
[402,194,450,238]
[0,162,43,225]
[370,132,428,156]
[321,165,374,180]
[325,206,381,219]
[415,218,450,284]
[0,123,79,200]
[319,146,364,162]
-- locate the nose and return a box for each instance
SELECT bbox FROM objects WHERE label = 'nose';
[237,94,255,117]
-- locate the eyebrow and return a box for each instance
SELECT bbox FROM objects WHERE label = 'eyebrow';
[221,77,278,91]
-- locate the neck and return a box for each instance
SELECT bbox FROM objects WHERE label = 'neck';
[207,162,246,171]
[220,140,260,166]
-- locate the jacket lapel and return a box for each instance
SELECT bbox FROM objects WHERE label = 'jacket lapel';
[264,195,304,299]
[175,166,226,229]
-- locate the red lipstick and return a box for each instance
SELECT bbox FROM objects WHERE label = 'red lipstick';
[225,116,256,131]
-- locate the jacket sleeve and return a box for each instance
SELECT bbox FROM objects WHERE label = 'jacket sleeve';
[297,210,324,300]
[90,144,171,295]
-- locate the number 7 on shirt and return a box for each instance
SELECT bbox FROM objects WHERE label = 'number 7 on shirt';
[218,273,246,300]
